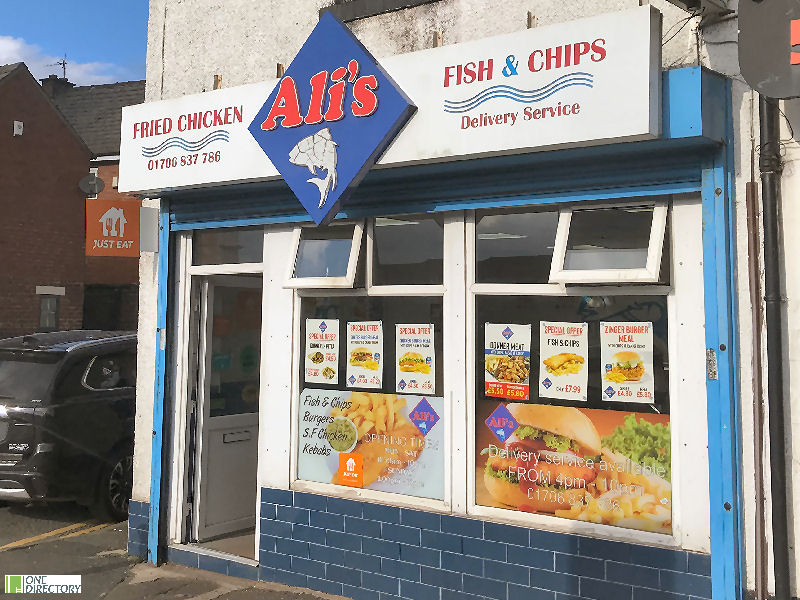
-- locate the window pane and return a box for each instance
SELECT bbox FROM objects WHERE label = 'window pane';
[294,226,355,278]
[84,351,137,390]
[39,296,58,330]
[193,227,263,265]
[564,207,653,270]
[473,294,671,534]
[476,210,558,284]
[372,216,444,286]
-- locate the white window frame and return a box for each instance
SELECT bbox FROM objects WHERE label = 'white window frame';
[285,220,364,289]
[549,200,668,284]
[366,215,446,296]
[288,213,466,515]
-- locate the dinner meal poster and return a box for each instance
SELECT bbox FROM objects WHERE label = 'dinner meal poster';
[484,323,531,401]
[600,321,654,403]
[395,324,435,394]
[304,319,339,385]
[297,388,445,499]
[346,321,383,389]
[538,321,588,401]
[475,401,672,534]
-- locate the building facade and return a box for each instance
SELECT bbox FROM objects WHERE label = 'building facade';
[124,1,794,599]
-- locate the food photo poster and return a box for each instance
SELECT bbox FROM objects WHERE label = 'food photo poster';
[395,324,435,394]
[346,321,383,389]
[600,321,654,403]
[297,388,444,499]
[476,401,672,534]
[485,323,532,401]
[304,319,339,385]
[538,321,588,402]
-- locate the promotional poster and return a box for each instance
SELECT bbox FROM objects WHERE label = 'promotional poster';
[304,319,339,385]
[538,321,588,402]
[485,323,531,401]
[395,324,435,395]
[476,401,671,534]
[600,321,655,403]
[346,321,383,389]
[297,388,444,499]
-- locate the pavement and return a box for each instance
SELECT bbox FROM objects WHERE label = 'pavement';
[0,500,347,600]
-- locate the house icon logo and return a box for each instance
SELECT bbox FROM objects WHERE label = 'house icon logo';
[346,457,356,472]
[100,207,127,237]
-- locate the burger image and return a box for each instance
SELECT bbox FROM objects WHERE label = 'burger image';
[608,351,645,382]
[349,347,379,370]
[483,404,601,513]
[398,351,430,374]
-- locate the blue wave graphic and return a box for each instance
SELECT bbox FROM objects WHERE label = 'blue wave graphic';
[141,129,230,157]
[443,72,594,113]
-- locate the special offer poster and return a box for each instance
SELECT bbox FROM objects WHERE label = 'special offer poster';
[538,321,588,401]
[484,323,531,401]
[304,319,339,385]
[346,321,383,389]
[297,388,444,500]
[395,324,435,395]
[475,401,672,534]
[600,321,655,403]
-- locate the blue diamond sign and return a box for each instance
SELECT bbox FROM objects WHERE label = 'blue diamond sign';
[248,12,416,225]
[485,403,518,443]
[409,398,439,436]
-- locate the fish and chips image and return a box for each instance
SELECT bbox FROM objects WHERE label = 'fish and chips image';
[330,392,423,486]
[349,347,380,370]
[542,352,585,376]
[485,354,530,383]
[308,351,324,364]
[398,351,430,374]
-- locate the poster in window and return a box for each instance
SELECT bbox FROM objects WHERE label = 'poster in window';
[297,388,444,500]
[475,401,671,534]
[484,323,531,401]
[395,324,435,395]
[600,321,654,403]
[304,319,339,385]
[346,321,383,389]
[538,321,588,402]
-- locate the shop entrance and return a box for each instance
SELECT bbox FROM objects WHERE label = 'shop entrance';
[188,274,261,558]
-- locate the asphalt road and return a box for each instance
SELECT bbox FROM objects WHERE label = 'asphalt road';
[0,500,346,599]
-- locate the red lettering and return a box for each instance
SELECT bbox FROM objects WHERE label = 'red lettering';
[591,38,606,62]
[463,62,476,84]
[478,59,493,81]
[351,75,379,117]
[233,105,243,123]
[260,77,304,130]
[444,65,457,87]
[573,41,590,65]
[324,67,348,122]
[545,46,562,70]
[305,71,329,125]
[528,50,544,72]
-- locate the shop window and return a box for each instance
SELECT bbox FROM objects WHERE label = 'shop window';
[549,202,668,284]
[286,222,363,288]
[193,226,264,265]
[369,215,444,287]
[475,209,559,284]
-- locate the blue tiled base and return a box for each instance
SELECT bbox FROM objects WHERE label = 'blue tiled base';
[127,500,150,559]
[259,488,712,600]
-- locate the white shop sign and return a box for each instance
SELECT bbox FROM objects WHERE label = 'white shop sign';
[119,6,660,194]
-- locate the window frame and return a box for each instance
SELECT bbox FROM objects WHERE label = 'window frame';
[548,200,669,284]
[81,352,135,392]
[285,220,364,289]
[38,295,60,332]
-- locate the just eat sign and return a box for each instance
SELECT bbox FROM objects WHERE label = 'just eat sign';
[248,12,416,225]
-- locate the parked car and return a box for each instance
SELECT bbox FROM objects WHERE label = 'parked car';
[0,330,136,521]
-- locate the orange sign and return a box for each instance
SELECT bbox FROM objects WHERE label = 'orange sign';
[337,452,363,488]
[85,198,141,257]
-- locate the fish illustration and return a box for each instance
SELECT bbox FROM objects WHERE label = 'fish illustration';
[288,128,338,209]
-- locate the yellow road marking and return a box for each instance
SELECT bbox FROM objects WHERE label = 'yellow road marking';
[60,522,111,539]
[0,521,95,552]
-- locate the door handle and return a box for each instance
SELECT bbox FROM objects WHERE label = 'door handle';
[222,430,252,443]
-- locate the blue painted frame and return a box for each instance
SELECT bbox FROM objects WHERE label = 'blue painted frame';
[146,67,744,600]
[148,206,170,564]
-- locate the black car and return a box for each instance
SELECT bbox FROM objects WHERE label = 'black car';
[0,330,136,521]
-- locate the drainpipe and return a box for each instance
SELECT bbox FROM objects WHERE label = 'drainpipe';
[759,94,790,600]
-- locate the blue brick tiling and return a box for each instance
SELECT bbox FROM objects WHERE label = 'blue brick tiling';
[127,500,150,559]
[257,488,713,600]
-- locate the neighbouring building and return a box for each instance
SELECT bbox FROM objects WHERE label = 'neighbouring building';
[122,2,799,600]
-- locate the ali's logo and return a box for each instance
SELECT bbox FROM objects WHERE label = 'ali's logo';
[100,207,127,237]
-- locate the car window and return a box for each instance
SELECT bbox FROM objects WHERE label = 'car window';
[83,350,136,391]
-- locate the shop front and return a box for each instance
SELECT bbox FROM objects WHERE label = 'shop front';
[122,7,741,600]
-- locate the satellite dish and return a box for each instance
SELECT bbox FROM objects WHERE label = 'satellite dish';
[79,173,105,196]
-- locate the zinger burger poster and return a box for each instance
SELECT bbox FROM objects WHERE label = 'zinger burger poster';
[600,321,654,403]
[476,402,672,534]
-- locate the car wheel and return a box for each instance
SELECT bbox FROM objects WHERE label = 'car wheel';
[92,448,133,522]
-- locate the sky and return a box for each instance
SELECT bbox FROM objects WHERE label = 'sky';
[0,1,149,85]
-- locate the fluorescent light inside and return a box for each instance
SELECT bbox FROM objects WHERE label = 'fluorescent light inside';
[375,217,420,227]
[477,233,528,240]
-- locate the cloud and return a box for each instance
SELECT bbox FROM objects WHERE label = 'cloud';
[0,36,134,85]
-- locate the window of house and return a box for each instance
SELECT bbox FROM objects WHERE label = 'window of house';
[193,226,264,266]
[286,222,363,288]
[369,215,444,288]
[39,296,59,331]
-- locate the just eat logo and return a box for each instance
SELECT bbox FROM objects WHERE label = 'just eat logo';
[248,12,416,226]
